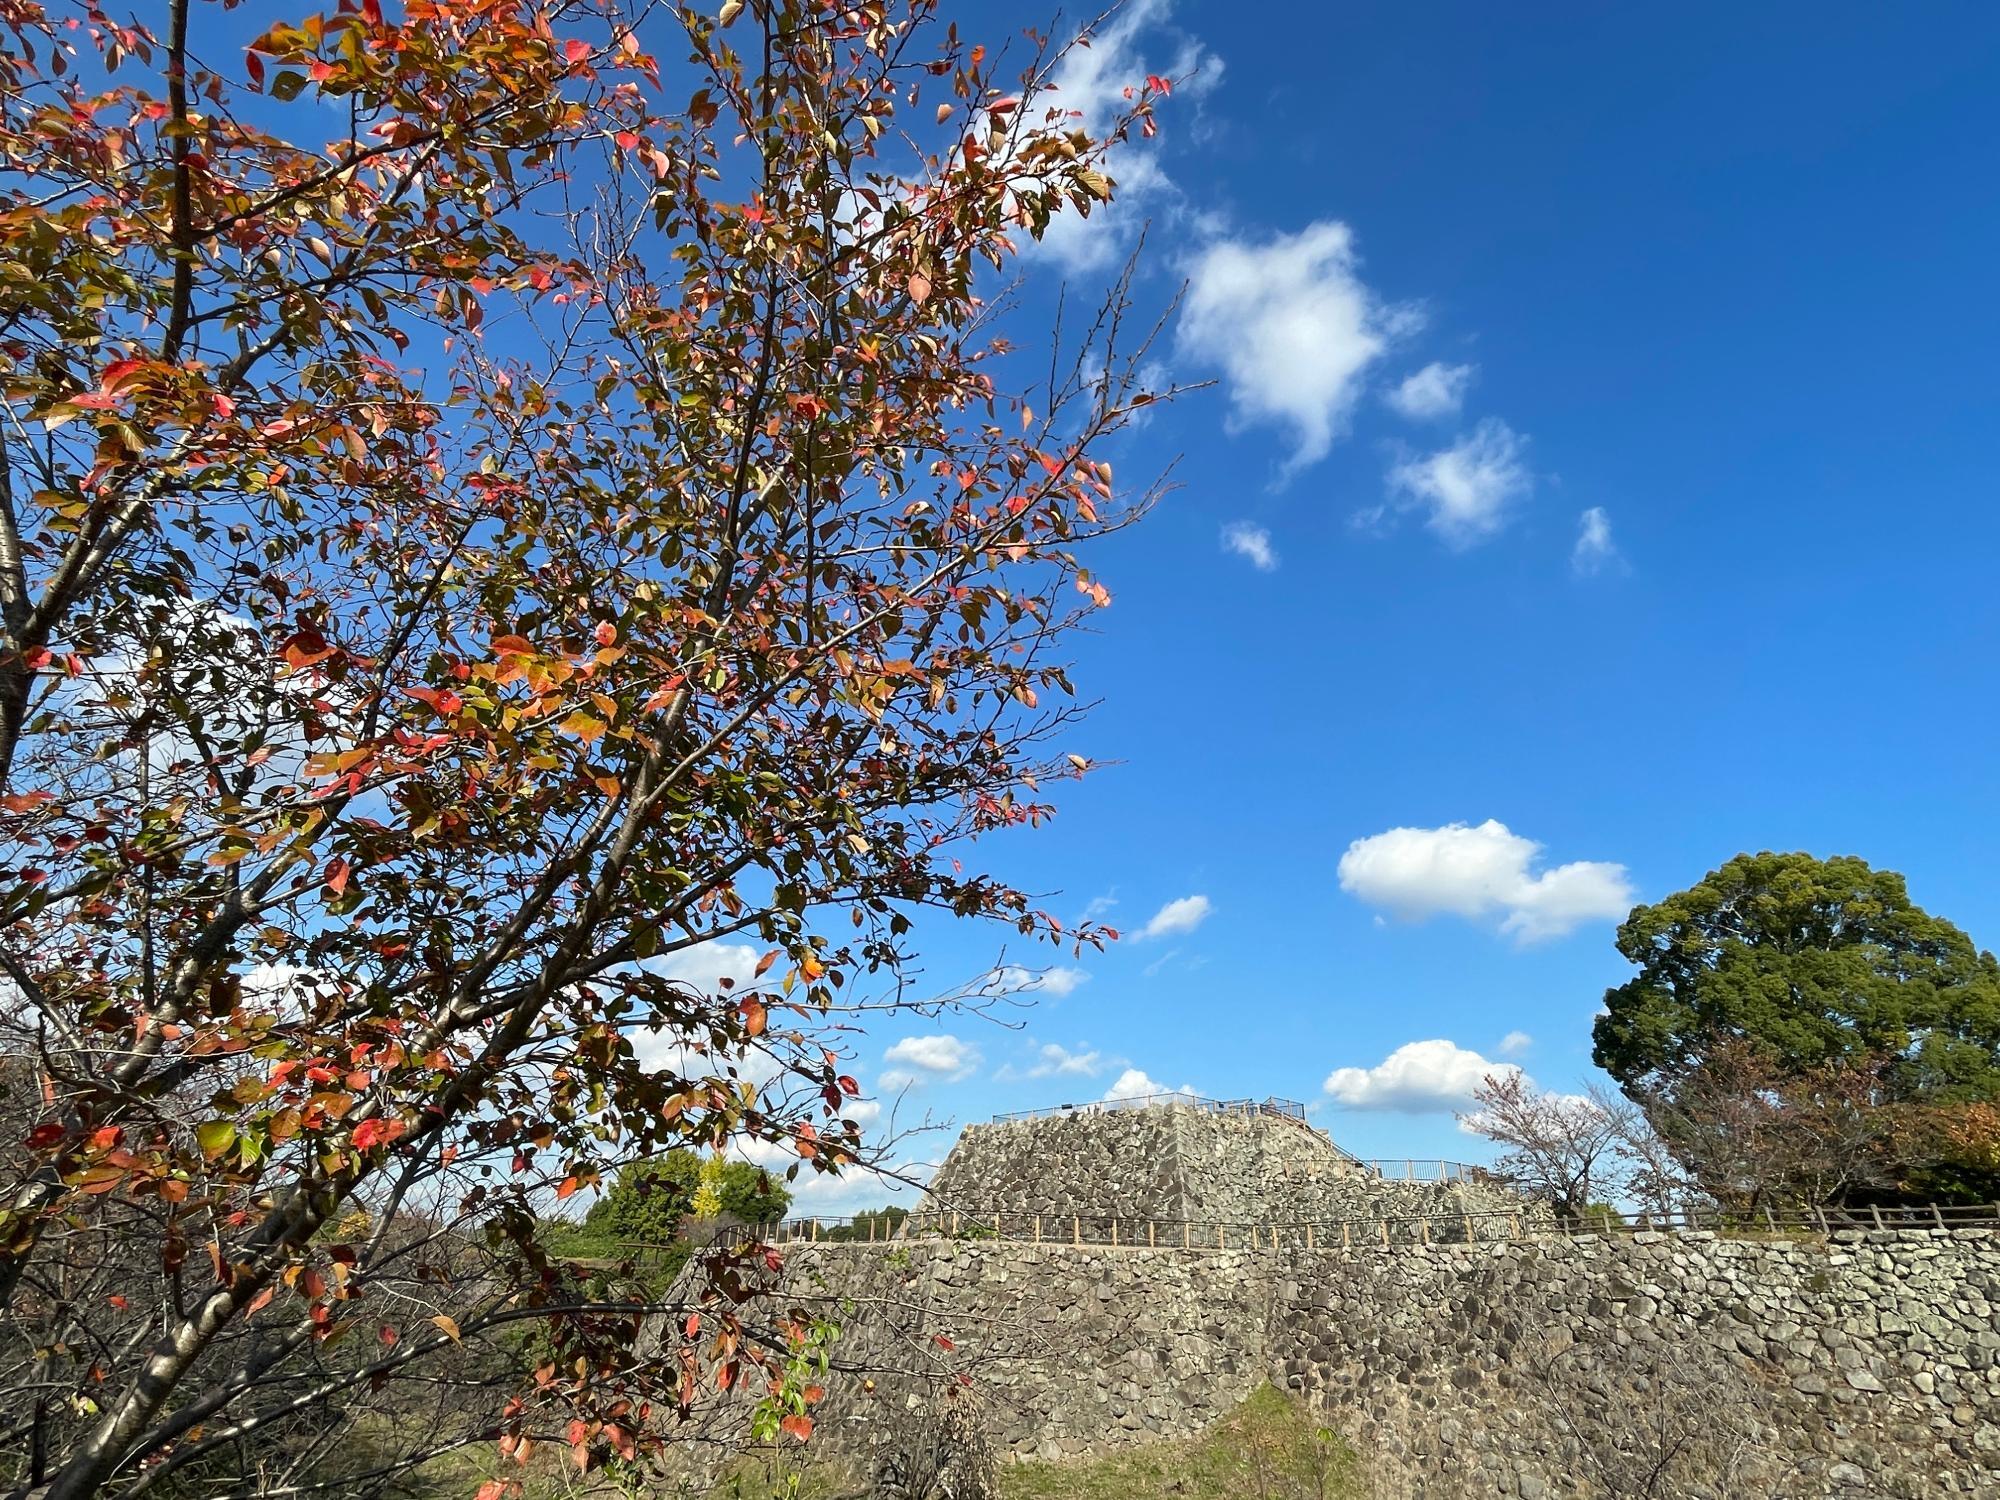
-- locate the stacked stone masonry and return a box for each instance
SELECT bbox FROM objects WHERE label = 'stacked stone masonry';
[917,1103,1532,1241]
[750,1229,2000,1497]
[678,1103,2000,1495]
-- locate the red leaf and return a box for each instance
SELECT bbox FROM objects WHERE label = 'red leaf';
[780,1413,813,1442]
[350,1117,405,1151]
[739,996,767,1038]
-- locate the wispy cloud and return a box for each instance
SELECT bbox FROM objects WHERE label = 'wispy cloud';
[1221,521,1279,571]
[881,1033,980,1087]
[1571,506,1624,576]
[1381,419,1532,548]
[1386,361,1475,421]
[1026,0,1221,274]
[1137,894,1212,940]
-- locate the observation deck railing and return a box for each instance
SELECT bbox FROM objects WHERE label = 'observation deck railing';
[990,1092,1309,1124]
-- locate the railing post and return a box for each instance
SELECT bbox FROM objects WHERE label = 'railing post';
[1217,1222,1224,1250]
[1420,1219,1430,1246]
[1933,1204,1947,1230]
[1510,1213,1521,1239]
[1148,1220,1156,1248]
[1342,1222,1351,1249]
[1463,1214,1474,1243]
[1073,1214,1080,1246]
[1306,1223,1314,1250]
[1034,1215,1042,1244]
[1379,1219,1389,1248]
[1111,1219,1118,1247]
[951,1211,959,1237]
[812,1218,820,1242]
[1869,1204,1884,1230]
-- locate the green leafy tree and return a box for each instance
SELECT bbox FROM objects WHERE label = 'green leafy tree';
[1594,852,2000,1102]
[1595,852,2000,1205]
[580,1153,792,1250]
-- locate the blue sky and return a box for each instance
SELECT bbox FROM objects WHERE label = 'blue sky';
[688,1,2000,1204]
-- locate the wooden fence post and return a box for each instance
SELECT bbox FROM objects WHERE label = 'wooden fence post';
[1379,1219,1389,1248]
[1148,1220,1156,1248]
[1073,1214,1080,1246]
[1111,1219,1118,1247]
[1034,1215,1042,1244]
[951,1211,959,1237]
[1463,1214,1475,1243]
[1342,1222,1351,1249]
[1306,1223,1315,1250]
[1183,1221,1190,1250]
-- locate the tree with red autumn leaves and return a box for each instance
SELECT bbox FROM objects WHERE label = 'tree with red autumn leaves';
[0,2,1176,1495]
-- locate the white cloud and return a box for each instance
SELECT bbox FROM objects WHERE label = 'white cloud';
[1498,1030,1533,1058]
[1571,506,1622,576]
[1023,0,1219,274]
[1028,1042,1104,1079]
[641,940,777,996]
[883,1034,980,1081]
[1324,1039,1520,1112]
[985,965,1090,999]
[1138,893,1212,940]
[1383,418,1532,548]
[628,1029,784,1088]
[1386,361,1475,421]
[1221,521,1278,571]
[1178,221,1409,477]
[1102,1067,1196,1103]
[1337,819,1635,942]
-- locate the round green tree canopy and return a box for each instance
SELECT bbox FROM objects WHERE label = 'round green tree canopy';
[1592,851,2000,1101]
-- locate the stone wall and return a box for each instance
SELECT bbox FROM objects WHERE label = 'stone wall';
[916,1104,1536,1243]
[703,1228,2000,1498]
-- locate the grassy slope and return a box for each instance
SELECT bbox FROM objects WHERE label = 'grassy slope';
[998,1384,1363,1500]
[415,1383,1361,1500]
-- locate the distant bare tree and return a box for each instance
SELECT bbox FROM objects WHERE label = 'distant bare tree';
[1526,1334,1820,1498]
[1459,1075,1639,1220]
[1639,1039,1917,1213]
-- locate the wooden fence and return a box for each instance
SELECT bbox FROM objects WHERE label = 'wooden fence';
[685,1200,2000,1256]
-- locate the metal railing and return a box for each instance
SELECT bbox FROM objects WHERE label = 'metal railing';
[1357,1159,1491,1183]
[684,1200,2000,1256]
[991,1093,1309,1124]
